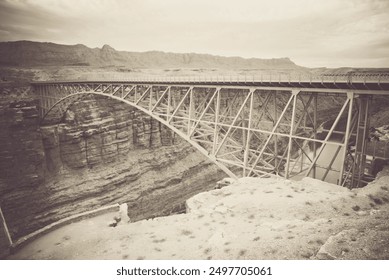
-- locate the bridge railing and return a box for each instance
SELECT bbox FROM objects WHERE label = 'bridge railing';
[68,72,389,85]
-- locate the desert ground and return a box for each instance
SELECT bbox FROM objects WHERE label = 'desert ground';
[8,167,389,260]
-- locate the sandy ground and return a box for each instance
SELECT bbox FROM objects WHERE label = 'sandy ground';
[7,168,389,260]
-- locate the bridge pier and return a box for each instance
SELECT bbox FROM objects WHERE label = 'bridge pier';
[351,95,371,187]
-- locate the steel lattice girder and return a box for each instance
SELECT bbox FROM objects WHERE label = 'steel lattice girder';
[33,82,388,186]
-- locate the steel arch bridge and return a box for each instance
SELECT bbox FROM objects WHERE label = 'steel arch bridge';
[32,74,389,187]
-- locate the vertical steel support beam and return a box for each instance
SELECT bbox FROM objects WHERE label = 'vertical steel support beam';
[312,93,318,179]
[274,91,278,174]
[167,86,171,118]
[338,92,354,185]
[149,86,153,110]
[187,88,194,134]
[352,95,371,187]
[243,89,254,176]
[285,90,299,179]
[212,88,221,155]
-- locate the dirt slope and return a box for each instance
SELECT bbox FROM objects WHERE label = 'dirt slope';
[7,168,389,260]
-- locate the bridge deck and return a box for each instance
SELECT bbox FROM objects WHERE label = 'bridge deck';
[31,75,389,93]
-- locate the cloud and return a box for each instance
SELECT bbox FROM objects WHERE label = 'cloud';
[0,0,84,42]
[0,0,388,67]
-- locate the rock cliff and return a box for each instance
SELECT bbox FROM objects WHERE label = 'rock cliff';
[0,88,225,241]
[0,89,45,192]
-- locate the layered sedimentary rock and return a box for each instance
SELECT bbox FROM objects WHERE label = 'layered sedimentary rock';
[0,98,45,192]
[0,92,224,241]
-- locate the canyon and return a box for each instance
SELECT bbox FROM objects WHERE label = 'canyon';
[0,41,388,260]
[0,85,225,253]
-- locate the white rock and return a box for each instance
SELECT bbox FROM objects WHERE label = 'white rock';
[215,178,235,189]
[356,211,368,216]
[119,203,131,223]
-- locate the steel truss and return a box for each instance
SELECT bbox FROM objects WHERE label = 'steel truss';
[33,81,389,187]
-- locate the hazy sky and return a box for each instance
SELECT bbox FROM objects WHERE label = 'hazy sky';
[0,0,388,68]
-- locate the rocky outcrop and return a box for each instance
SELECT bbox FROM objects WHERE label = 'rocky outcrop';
[41,96,182,170]
[315,167,389,260]
[0,92,225,241]
[316,221,389,260]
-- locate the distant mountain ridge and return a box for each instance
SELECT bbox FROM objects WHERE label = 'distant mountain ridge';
[0,40,301,69]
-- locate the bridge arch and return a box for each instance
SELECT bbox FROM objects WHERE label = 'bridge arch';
[40,90,237,179]
[34,80,389,187]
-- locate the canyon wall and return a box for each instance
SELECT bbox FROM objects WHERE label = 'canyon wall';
[0,88,225,242]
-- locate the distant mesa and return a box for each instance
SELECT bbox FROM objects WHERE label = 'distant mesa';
[0,40,300,69]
